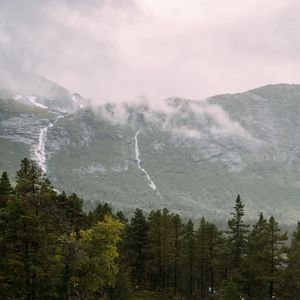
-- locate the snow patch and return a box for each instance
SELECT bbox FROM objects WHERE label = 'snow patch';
[27,96,48,109]
[72,95,84,109]
[13,95,23,100]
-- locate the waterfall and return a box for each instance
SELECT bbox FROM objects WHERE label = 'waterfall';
[34,115,63,173]
[134,130,157,191]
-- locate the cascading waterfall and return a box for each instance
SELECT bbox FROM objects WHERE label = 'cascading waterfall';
[134,130,157,191]
[34,115,63,173]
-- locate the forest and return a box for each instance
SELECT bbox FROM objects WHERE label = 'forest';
[0,158,300,300]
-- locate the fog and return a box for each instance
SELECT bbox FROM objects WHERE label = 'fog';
[1,0,300,102]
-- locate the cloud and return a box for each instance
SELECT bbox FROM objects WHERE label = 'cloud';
[1,0,300,101]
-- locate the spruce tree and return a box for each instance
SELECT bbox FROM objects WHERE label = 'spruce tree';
[244,212,269,298]
[172,213,183,296]
[126,208,149,289]
[16,158,43,197]
[227,195,249,270]
[196,217,224,298]
[0,171,14,207]
[285,222,300,298]
[146,210,162,291]
[146,209,174,293]
[196,217,210,298]
[88,202,112,224]
[182,219,196,297]
[267,216,288,299]
[223,278,240,300]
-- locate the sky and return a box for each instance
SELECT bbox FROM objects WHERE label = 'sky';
[0,0,300,102]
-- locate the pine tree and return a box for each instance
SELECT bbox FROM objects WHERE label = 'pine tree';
[172,213,183,296]
[285,222,300,298]
[7,159,62,299]
[0,193,62,299]
[0,171,14,207]
[227,195,249,271]
[160,208,174,292]
[181,219,196,298]
[267,216,288,299]
[146,209,174,293]
[196,217,210,298]
[195,217,224,298]
[16,158,43,197]
[244,212,269,298]
[223,278,240,300]
[88,202,113,224]
[126,208,149,289]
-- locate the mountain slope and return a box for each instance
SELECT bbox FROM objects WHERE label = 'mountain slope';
[1,78,300,223]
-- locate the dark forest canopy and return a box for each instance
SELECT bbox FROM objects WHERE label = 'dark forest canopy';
[0,158,300,299]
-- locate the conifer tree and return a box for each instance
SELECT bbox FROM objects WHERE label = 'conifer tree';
[182,219,196,298]
[227,195,249,271]
[0,171,14,207]
[285,222,300,298]
[267,216,288,299]
[146,209,174,293]
[244,212,269,298]
[223,278,240,300]
[196,217,224,298]
[146,210,162,290]
[196,217,210,298]
[160,208,174,292]
[16,158,43,197]
[88,202,112,224]
[126,208,149,288]
[172,213,183,296]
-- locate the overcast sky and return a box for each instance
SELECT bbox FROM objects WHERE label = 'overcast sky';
[1,0,300,102]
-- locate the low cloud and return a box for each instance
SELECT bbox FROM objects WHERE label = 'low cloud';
[1,0,300,101]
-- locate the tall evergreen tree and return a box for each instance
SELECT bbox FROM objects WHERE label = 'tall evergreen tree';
[146,209,174,293]
[181,219,196,298]
[88,202,113,224]
[285,222,300,298]
[172,214,183,296]
[223,278,240,300]
[126,208,149,289]
[267,216,288,299]
[227,195,249,271]
[244,212,269,298]
[195,217,224,298]
[16,158,43,197]
[0,171,14,207]
[146,210,162,291]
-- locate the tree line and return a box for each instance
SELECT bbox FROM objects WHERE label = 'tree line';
[0,158,300,299]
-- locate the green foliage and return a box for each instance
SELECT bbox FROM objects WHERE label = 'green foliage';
[126,208,149,288]
[222,278,240,300]
[0,171,14,207]
[75,215,124,298]
[227,194,250,273]
[181,219,196,297]
[0,158,299,299]
[285,222,300,298]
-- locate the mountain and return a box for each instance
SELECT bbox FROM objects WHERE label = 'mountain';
[0,75,300,223]
[0,72,88,112]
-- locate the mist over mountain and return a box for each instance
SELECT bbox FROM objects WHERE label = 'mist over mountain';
[0,74,300,223]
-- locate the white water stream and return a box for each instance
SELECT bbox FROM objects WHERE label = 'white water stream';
[134,130,157,191]
[34,115,63,173]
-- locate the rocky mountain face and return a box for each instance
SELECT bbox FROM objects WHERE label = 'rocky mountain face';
[1,75,300,223]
